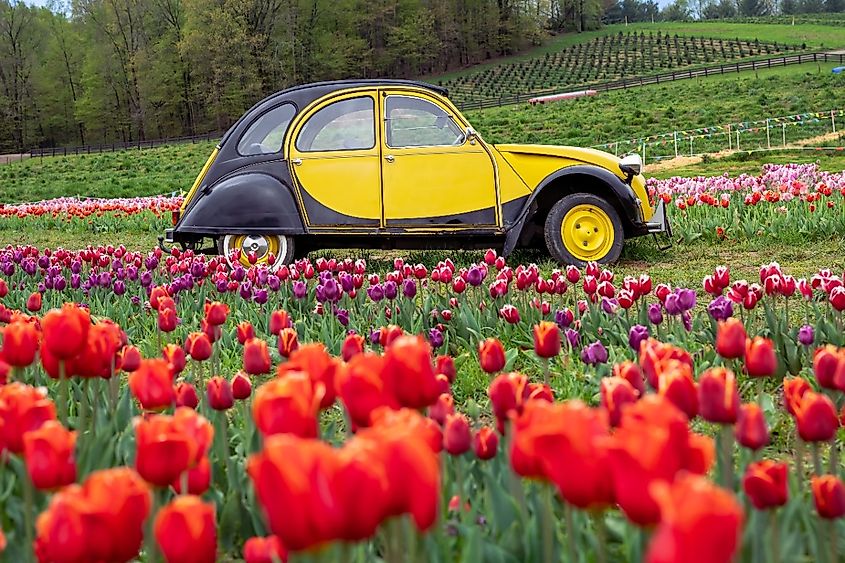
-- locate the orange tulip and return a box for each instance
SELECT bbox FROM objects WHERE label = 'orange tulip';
[607,395,714,526]
[35,467,151,562]
[243,338,271,375]
[639,338,693,390]
[745,337,777,377]
[478,338,506,373]
[244,535,288,563]
[600,376,638,427]
[237,321,256,345]
[203,301,229,326]
[253,372,322,438]
[185,332,212,362]
[793,391,839,442]
[150,286,171,310]
[23,420,76,490]
[341,333,365,362]
[129,358,175,411]
[0,382,56,453]
[511,400,614,509]
[269,309,292,335]
[742,460,788,509]
[381,335,440,410]
[532,321,560,358]
[154,496,217,563]
[735,403,769,450]
[488,371,530,422]
[41,304,90,360]
[335,353,391,428]
[613,360,646,395]
[277,327,299,358]
[646,474,743,563]
[812,474,845,519]
[783,376,811,415]
[2,317,40,367]
[278,343,340,409]
[135,414,196,487]
[698,368,739,424]
[715,318,746,360]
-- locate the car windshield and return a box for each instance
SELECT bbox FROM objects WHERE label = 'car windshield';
[237,104,296,156]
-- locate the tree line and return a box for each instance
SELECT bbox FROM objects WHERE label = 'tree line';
[0,0,606,152]
[607,0,844,23]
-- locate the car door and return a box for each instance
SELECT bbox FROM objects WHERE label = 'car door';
[288,92,381,229]
[379,91,499,229]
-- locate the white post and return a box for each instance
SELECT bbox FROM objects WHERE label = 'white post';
[674,132,678,158]
[736,130,740,151]
[832,110,836,134]
[642,142,646,164]
[782,123,786,147]
[766,118,771,149]
[690,136,693,156]
[727,124,732,151]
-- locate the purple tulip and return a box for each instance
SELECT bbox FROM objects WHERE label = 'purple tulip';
[322,278,340,302]
[664,293,681,315]
[267,275,280,291]
[191,262,205,278]
[581,341,608,366]
[140,271,153,288]
[335,308,350,327]
[677,288,696,311]
[37,282,46,293]
[428,327,444,348]
[113,280,126,296]
[339,272,354,293]
[145,256,158,270]
[130,295,141,306]
[1,263,13,276]
[402,279,417,299]
[111,258,122,271]
[367,284,384,302]
[232,265,246,282]
[628,324,650,352]
[707,295,733,321]
[466,266,484,287]
[215,279,228,293]
[383,280,398,300]
[38,256,50,269]
[54,276,67,291]
[798,325,815,346]
[601,297,619,315]
[254,289,269,304]
[45,277,54,290]
[564,328,581,349]
[648,303,664,325]
[23,260,36,276]
[71,260,82,274]
[239,282,253,300]
[70,274,81,289]
[257,268,269,286]
[681,311,692,332]
[555,308,574,329]
[370,329,381,346]
[293,280,307,299]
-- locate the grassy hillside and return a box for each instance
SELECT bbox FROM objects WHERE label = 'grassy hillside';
[467,63,844,148]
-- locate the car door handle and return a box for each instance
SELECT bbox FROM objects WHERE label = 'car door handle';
[385,155,395,163]
[292,158,302,166]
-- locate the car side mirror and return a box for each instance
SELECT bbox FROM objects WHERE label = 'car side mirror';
[464,127,477,144]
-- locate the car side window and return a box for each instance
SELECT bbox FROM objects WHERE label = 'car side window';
[237,104,296,156]
[296,97,375,152]
[385,96,464,148]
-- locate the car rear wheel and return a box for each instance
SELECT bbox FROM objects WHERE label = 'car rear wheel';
[218,234,295,270]
[544,194,624,266]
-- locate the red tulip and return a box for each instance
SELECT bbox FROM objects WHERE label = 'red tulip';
[158,307,178,332]
[206,376,234,410]
[23,421,76,490]
[119,345,142,372]
[0,382,57,454]
[812,474,845,519]
[658,364,699,419]
[244,338,271,375]
[336,354,391,429]
[443,413,471,456]
[473,426,498,460]
[253,373,322,438]
[175,382,200,409]
[600,376,638,427]
[742,460,788,509]
[793,391,839,442]
[170,456,211,495]
[135,416,194,487]
[129,359,175,411]
[813,345,845,390]
[2,318,40,367]
[646,474,743,563]
[41,304,90,360]
[185,332,212,362]
[478,338,506,374]
[428,393,454,426]
[613,361,646,396]
[735,403,769,450]
[745,337,777,377]
[381,335,440,410]
[269,310,292,335]
[203,301,229,326]
[163,343,186,374]
[341,333,365,361]
[639,339,693,390]
[237,321,256,345]
[533,321,560,358]
[154,496,217,563]
[277,327,299,358]
[783,376,811,415]
[278,343,340,409]
[715,318,746,359]
[26,291,42,312]
[232,371,253,400]
[244,535,288,563]
[698,368,739,424]
[435,354,456,383]
[150,286,171,310]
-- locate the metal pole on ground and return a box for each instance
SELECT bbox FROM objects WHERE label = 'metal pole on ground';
[674,132,678,157]
[728,124,732,150]
[832,110,836,134]
[782,124,786,147]
[766,119,771,149]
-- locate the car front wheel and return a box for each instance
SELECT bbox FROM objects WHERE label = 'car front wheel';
[218,234,295,270]
[544,193,624,266]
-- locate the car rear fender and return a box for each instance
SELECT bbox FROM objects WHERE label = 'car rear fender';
[176,171,305,235]
[502,165,645,257]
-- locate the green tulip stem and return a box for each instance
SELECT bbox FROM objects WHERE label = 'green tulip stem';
[830,440,839,477]
[145,488,162,563]
[770,509,780,563]
[828,520,837,563]
[542,357,550,387]
[593,512,608,563]
[812,442,824,476]
[564,500,577,563]
[540,485,555,563]
[23,470,34,563]
[58,360,69,427]
[795,436,805,490]
[718,425,735,490]
[753,509,765,563]
[79,379,89,435]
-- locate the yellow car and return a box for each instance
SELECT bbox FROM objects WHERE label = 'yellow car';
[165,79,670,267]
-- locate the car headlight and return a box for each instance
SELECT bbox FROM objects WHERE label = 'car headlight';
[619,154,643,178]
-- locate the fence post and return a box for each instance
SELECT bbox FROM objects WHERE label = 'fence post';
[782,123,786,147]
[766,118,771,149]
[642,142,646,164]
[674,132,678,158]
[690,136,693,156]
[832,110,836,134]
[736,130,740,151]
[728,124,732,151]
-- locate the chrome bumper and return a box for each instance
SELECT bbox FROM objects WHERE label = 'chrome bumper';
[646,199,672,237]
[164,229,175,243]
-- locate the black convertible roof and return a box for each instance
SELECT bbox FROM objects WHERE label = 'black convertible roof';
[220,79,448,147]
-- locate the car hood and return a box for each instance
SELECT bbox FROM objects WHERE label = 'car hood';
[493,144,625,180]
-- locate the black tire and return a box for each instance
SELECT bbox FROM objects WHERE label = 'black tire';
[216,234,296,269]
[543,193,624,266]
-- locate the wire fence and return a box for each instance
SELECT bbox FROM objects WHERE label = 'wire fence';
[592,109,845,162]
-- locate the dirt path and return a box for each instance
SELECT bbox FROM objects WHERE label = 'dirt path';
[0,153,28,164]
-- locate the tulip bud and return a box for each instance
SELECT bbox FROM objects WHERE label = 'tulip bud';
[533,321,560,359]
[244,535,287,563]
[435,354,457,383]
[812,475,845,519]
[478,338,506,374]
[698,368,739,424]
[600,376,638,427]
[119,345,142,372]
[277,328,299,358]
[794,391,839,442]
[243,338,271,375]
[443,413,472,455]
[715,318,746,360]
[174,382,199,409]
[23,421,76,490]
[429,393,455,426]
[743,460,788,510]
[473,426,499,460]
[231,371,253,400]
[813,345,844,390]
[170,456,211,495]
[237,321,256,345]
[745,337,777,377]
[612,361,646,396]
[269,310,292,336]
[206,376,234,410]
[26,292,42,312]
[185,332,212,362]
[735,403,769,450]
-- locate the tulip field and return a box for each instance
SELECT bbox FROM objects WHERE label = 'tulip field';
[0,161,844,562]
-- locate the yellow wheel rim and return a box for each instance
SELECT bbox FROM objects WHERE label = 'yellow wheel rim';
[561,204,615,262]
[229,235,281,268]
